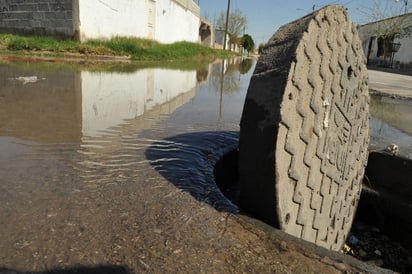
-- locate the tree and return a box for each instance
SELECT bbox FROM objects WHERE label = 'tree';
[360,0,411,37]
[358,0,411,60]
[216,8,248,50]
[242,34,255,53]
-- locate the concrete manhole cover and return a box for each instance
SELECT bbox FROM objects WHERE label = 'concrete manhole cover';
[238,5,369,251]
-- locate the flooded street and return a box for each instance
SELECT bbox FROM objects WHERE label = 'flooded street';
[0,59,411,273]
[0,59,255,273]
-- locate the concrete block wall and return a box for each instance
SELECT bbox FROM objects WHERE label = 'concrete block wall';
[0,0,74,37]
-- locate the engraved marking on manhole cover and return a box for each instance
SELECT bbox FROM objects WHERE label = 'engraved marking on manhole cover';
[238,5,369,251]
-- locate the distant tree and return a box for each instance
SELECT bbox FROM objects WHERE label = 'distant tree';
[359,0,411,37]
[216,8,248,50]
[202,11,211,22]
[242,34,255,53]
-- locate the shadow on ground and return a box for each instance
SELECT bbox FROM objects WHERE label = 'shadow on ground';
[145,129,412,272]
[145,131,239,213]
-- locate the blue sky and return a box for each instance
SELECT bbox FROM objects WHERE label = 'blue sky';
[198,0,409,45]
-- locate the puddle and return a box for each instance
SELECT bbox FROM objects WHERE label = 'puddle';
[0,58,260,273]
[146,131,239,212]
[1,58,412,273]
[370,95,412,159]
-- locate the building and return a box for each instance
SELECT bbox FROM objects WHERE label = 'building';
[199,18,214,48]
[0,0,202,44]
[358,12,412,69]
[214,29,229,50]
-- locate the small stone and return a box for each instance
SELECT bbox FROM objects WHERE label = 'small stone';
[14,240,31,249]
[139,259,150,269]
[385,143,399,156]
[341,244,351,253]
[374,249,382,256]
[154,228,162,234]
[173,248,183,254]
[120,212,129,218]
[279,241,288,251]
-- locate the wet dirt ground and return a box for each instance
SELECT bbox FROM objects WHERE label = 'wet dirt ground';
[0,59,408,273]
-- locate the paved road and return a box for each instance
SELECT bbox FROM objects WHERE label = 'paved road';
[369,69,412,98]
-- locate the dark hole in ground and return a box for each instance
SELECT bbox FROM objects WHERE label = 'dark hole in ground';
[214,149,412,273]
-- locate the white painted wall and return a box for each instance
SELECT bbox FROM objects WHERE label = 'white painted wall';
[394,36,412,65]
[81,69,197,137]
[77,0,200,43]
[78,0,148,41]
[154,0,200,43]
[358,13,412,66]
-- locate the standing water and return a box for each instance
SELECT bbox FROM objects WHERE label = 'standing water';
[0,59,254,272]
[1,58,411,272]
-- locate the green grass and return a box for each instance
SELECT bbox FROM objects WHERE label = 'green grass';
[0,34,234,61]
[0,34,78,52]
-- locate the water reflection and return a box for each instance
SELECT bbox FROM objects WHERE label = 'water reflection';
[0,58,255,205]
[370,95,412,136]
[2,60,411,197]
[2,57,412,272]
[0,64,82,142]
[0,60,256,272]
[369,95,412,159]
[0,64,199,141]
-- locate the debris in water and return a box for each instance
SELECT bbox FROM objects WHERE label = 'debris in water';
[13,76,45,85]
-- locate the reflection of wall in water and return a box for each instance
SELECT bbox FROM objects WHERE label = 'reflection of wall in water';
[0,64,197,142]
[0,64,82,142]
[370,95,412,136]
[370,117,412,159]
[81,69,197,137]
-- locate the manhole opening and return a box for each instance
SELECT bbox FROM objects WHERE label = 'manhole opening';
[214,149,412,273]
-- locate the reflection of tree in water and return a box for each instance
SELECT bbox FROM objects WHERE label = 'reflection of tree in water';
[239,58,253,75]
[196,67,209,83]
[226,58,254,75]
[210,58,254,95]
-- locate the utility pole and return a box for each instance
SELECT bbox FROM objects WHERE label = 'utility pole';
[223,0,231,50]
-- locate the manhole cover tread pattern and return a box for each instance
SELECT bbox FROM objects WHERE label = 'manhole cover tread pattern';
[276,8,370,250]
[239,6,369,251]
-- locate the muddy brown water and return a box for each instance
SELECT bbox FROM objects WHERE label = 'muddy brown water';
[0,59,409,273]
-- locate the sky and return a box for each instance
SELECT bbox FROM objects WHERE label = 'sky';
[197,0,410,46]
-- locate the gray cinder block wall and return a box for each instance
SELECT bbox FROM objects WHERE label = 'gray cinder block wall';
[0,0,75,38]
